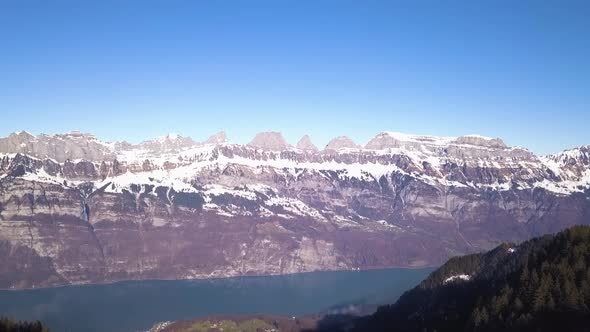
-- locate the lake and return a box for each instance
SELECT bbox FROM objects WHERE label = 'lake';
[0,267,434,332]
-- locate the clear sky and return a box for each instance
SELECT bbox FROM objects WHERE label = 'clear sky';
[1,1,588,154]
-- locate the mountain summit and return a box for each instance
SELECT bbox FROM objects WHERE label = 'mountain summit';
[204,131,228,145]
[296,135,318,152]
[324,136,358,151]
[247,131,291,151]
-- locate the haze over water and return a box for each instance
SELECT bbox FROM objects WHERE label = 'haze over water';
[0,268,433,332]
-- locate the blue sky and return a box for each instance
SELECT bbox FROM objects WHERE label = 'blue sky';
[0,1,588,154]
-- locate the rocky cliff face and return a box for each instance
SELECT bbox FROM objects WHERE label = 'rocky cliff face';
[0,131,589,289]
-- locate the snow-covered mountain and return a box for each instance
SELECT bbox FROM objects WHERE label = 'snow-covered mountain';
[0,130,589,289]
[3,130,586,195]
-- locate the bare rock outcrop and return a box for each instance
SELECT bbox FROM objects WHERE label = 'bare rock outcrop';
[296,135,318,152]
[204,131,228,145]
[248,132,290,151]
[452,135,507,149]
[324,136,358,151]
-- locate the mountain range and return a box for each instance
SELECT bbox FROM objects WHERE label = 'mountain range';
[0,130,589,288]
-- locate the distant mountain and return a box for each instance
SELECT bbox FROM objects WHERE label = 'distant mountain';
[296,135,318,152]
[0,130,589,288]
[326,225,590,332]
[324,136,358,150]
[248,131,292,151]
[204,131,228,145]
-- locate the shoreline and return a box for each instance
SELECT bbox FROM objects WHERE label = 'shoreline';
[0,264,437,292]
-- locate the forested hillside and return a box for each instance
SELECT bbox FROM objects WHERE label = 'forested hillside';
[321,225,590,332]
[0,318,48,332]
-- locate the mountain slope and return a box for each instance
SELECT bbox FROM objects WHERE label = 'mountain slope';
[0,130,589,288]
[344,225,590,332]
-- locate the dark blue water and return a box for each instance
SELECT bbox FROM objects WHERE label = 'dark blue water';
[0,268,433,332]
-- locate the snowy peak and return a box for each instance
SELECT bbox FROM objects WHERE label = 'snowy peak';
[542,146,590,182]
[248,131,290,151]
[296,135,318,152]
[325,136,358,151]
[549,146,590,166]
[204,131,228,145]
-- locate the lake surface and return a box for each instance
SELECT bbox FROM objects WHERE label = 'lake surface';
[0,267,434,332]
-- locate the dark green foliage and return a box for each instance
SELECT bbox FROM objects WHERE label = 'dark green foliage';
[319,226,590,332]
[0,317,48,332]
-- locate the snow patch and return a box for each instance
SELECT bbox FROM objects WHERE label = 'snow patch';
[444,274,471,284]
[265,196,327,222]
[97,171,197,194]
[375,220,398,229]
[381,132,456,146]
[203,184,258,200]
